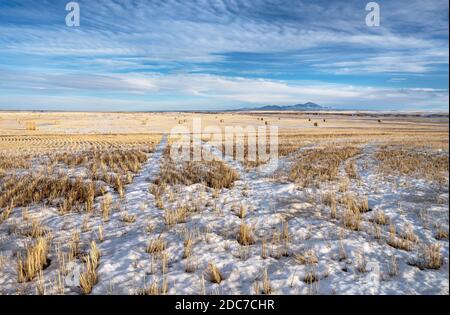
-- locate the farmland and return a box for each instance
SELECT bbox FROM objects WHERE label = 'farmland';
[0,111,448,295]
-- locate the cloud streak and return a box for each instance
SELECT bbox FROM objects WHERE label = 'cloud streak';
[0,70,447,110]
[0,0,448,110]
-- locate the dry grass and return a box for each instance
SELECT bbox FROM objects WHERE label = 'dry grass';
[0,201,14,224]
[137,278,168,295]
[155,197,165,209]
[67,230,80,262]
[0,154,31,173]
[0,135,159,215]
[342,208,362,231]
[261,269,272,294]
[302,268,319,284]
[409,243,442,270]
[161,252,169,274]
[162,137,240,185]
[184,258,197,273]
[376,146,448,182]
[401,224,419,244]
[205,263,223,284]
[0,113,448,295]
[355,249,367,273]
[345,160,359,179]
[423,244,442,269]
[121,213,137,224]
[435,226,448,240]
[0,175,102,214]
[235,204,247,219]
[289,145,361,187]
[155,157,239,190]
[322,192,338,219]
[341,193,370,213]
[79,256,97,294]
[19,219,49,238]
[17,237,50,282]
[294,249,318,265]
[183,237,194,259]
[371,222,382,240]
[388,255,399,277]
[254,268,272,294]
[370,211,389,225]
[146,237,166,254]
[386,224,413,251]
[97,225,104,243]
[0,133,159,156]
[237,223,255,246]
[280,221,290,242]
[261,238,268,259]
[35,271,46,295]
[101,195,112,222]
[79,241,101,295]
[164,206,188,226]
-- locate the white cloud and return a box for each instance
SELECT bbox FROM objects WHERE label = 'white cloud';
[0,0,447,71]
[0,71,447,110]
[315,49,449,74]
[0,0,447,111]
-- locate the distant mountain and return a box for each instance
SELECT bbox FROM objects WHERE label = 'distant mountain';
[237,102,330,111]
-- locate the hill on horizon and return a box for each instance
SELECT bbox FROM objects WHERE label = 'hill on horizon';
[237,102,330,111]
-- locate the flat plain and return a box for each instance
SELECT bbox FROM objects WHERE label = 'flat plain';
[0,111,448,295]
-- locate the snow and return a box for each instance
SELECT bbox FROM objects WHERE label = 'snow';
[0,136,448,295]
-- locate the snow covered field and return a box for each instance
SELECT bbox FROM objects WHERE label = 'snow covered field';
[0,112,448,295]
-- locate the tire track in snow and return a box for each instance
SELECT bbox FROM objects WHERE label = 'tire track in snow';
[123,135,167,212]
[93,135,167,294]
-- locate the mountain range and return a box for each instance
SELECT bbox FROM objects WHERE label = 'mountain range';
[237,102,330,111]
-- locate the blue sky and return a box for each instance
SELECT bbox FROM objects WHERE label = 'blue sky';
[0,0,448,111]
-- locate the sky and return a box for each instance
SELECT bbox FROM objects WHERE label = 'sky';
[0,0,448,111]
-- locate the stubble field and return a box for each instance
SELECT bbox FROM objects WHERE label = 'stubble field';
[0,111,448,295]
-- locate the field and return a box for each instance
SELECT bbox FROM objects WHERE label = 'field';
[0,111,448,295]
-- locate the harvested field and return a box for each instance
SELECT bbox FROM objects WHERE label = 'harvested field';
[0,112,448,295]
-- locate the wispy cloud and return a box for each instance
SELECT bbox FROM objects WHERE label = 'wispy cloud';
[0,0,448,110]
[0,70,447,110]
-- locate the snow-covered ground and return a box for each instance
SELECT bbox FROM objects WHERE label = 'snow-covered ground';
[0,137,448,295]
